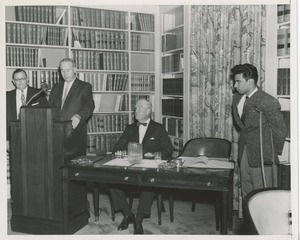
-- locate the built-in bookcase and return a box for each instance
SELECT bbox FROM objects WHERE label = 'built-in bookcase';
[5,5,157,154]
[276,4,291,190]
[276,4,290,164]
[160,5,186,157]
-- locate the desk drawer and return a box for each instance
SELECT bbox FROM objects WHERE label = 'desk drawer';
[141,175,227,191]
[67,169,139,184]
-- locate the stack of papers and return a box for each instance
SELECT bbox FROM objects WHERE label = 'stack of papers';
[179,156,234,169]
[103,158,167,168]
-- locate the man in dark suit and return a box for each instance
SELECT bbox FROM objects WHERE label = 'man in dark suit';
[231,63,287,198]
[110,98,173,234]
[6,68,48,144]
[49,58,94,158]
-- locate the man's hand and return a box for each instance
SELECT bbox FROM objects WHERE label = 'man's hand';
[71,114,81,129]
[144,152,154,158]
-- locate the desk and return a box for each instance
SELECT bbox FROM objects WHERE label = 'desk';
[62,156,234,235]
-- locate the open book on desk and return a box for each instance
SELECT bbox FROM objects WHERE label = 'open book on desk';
[103,158,167,168]
[179,156,234,169]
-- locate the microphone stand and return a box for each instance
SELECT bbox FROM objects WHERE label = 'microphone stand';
[25,84,49,106]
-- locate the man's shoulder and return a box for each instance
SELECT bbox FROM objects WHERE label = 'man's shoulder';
[255,89,278,103]
[7,89,16,95]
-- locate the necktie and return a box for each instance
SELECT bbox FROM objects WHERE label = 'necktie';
[21,90,26,105]
[61,82,70,109]
[137,122,147,127]
[241,96,249,124]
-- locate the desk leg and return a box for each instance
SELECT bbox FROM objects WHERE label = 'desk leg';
[221,191,228,235]
[228,179,233,231]
[93,182,100,221]
[62,169,69,234]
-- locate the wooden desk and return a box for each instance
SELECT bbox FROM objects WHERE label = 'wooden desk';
[62,156,234,235]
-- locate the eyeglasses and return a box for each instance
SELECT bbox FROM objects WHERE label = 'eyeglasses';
[14,78,27,82]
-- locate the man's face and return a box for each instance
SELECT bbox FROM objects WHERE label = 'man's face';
[60,61,76,82]
[234,73,252,95]
[13,72,28,91]
[135,100,151,122]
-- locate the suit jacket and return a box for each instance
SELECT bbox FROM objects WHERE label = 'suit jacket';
[6,86,48,140]
[232,88,287,167]
[113,119,174,159]
[49,78,94,156]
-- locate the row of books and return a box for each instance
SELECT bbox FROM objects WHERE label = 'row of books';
[78,73,128,91]
[72,29,127,50]
[71,7,126,29]
[161,31,183,52]
[162,98,183,117]
[15,6,59,24]
[162,52,184,73]
[170,137,183,158]
[6,46,40,67]
[131,74,155,92]
[88,114,129,133]
[72,50,129,71]
[278,5,290,23]
[281,111,290,139]
[87,133,122,153]
[94,94,129,112]
[131,13,155,32]
[277,68,290,95]
[6,23,68,46]
[26,70,60,89]
[163,78,183,95]
[277,28,290,56]
[163,117,183,138]
[131,33,154,51]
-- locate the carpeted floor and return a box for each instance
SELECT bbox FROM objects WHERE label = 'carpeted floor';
[7,191,245,235]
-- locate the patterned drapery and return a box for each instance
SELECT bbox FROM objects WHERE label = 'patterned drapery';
[190,5,266,215]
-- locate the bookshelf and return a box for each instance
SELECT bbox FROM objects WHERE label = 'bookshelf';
[6,5,158,155]
[5,6,69,91]
[160,6,187,157]
[276,4,290,189]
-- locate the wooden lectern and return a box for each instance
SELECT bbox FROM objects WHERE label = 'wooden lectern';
[9,106,88,234]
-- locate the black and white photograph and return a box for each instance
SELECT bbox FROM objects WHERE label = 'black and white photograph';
[2,0,298,239]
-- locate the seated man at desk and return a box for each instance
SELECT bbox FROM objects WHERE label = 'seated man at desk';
[109,98,173,234]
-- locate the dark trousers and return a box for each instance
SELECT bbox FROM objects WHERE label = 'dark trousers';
[109,187,155,219]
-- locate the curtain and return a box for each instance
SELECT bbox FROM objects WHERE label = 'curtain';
[190,5,266,215]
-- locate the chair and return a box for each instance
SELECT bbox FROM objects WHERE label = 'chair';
[171,137,232,231]
[243,188,291,235]
[93,184,167,225]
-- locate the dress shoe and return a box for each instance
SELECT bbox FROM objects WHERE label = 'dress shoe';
[118,214,135,230]
[134,218,144,234]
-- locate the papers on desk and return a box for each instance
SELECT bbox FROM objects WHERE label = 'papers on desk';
[180,156,234,169]
[103,158,132,167]
[103,158,167,168]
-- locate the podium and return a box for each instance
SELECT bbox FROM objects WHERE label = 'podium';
[9,106,88,234]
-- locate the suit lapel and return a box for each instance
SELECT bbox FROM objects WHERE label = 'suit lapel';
[61,79,78,110]
[142,120,154,144]
[11,90,17,120]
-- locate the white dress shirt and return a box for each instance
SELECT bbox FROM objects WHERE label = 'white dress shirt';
[237,87,258,117]
[61,80,75,108]
[139,118,151,144]
[16,87,28,119]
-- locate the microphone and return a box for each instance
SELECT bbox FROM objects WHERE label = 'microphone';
[26,82,50,106]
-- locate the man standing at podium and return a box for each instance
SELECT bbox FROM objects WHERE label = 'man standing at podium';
[6,68,48,147]
[49,58,94,157]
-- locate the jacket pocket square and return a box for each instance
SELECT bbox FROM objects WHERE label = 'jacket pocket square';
[149,137,155,140]
[31,102,38,106]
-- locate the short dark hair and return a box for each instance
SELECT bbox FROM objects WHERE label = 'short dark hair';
[59,58,77,68]
[230,63,258,84]
[12,69,27,79]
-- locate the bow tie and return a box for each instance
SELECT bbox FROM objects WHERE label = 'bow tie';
[137,122,147,127]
